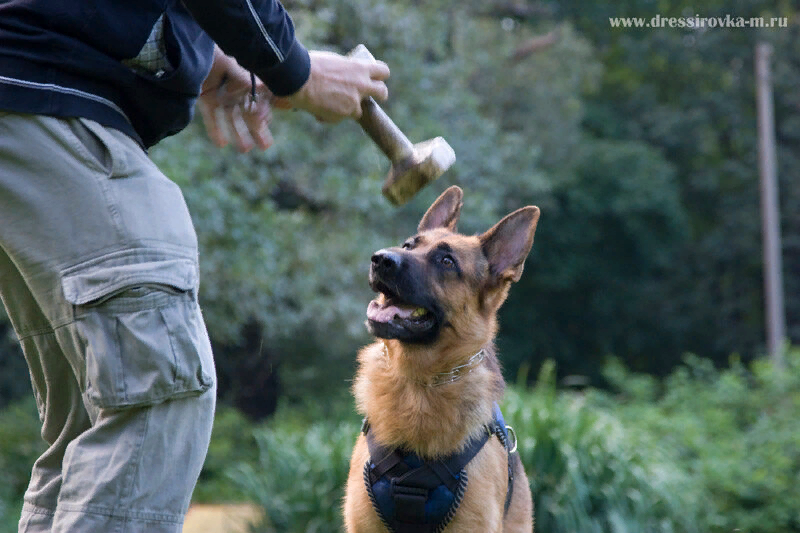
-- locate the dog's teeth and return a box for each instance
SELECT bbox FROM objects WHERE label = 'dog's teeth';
[412,307,427,318]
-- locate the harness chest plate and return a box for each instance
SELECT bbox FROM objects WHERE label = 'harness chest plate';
[362,403,514,533]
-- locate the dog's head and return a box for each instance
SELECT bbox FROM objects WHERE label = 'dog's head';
[366,186,540,346]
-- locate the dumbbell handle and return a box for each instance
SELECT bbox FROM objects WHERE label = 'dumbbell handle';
[349,44,416,163]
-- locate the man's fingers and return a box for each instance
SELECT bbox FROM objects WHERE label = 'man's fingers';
[225,106,254,153]
[369,60,390,81]
[366,80,389,102]
[289,50,393,123]
[199,48,278,151]
[242,98,273,150]
[198,99,227,147]
[258,123,274,148]
[200,95,275,152]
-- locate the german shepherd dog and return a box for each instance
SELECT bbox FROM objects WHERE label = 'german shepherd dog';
[344,186,537,532]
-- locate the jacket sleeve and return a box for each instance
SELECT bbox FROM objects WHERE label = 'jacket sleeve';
[181,0,310,96]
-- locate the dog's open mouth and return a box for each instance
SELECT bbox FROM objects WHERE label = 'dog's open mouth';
[366,282,439,342]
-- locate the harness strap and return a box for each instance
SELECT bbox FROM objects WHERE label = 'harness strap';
[490,402,515,514]
[370,446,408,479]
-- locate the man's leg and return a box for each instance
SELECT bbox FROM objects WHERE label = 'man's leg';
[0,112,217,533]
[0,248,91,532]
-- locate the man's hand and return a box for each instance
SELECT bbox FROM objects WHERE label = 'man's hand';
[277,50,390,123]
[198,46,274,152]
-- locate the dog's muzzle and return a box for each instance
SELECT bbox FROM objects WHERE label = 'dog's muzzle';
[366,248,440,343]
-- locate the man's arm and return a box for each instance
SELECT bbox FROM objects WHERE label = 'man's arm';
[187,0,390,151]
[182,0,310,97]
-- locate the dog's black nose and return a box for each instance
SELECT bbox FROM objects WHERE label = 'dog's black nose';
[371,249,402,277]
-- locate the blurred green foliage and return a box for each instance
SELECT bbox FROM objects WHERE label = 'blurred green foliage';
[229,416,359,532]
[593,346,800,532]
[0,398,43,532]
[505,361,703,533]
[150,0,798,401]
[1,350,797,532]
[573,0,800,369]
[192,406,261,503]
[0,309,29,407]
[205,349,797,532]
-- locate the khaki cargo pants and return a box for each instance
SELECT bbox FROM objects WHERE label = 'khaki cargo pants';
[0,112,217,532]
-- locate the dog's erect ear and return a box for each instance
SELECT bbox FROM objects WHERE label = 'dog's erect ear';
[418,186,463,233]
[480,206,540,283]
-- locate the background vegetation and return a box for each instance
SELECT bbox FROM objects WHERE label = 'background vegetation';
[1,0,798,531]
[2,349,798,531]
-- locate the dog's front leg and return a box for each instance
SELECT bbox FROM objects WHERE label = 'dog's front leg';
[343,436,389,533]
[444,504,504,532]
[441,444,509,533]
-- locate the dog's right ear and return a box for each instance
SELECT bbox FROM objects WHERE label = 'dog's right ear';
[418,186,463,233]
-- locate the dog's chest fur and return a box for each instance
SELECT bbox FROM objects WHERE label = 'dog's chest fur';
[353,341,504,458]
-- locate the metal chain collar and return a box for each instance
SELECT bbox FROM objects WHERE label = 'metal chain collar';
[382,344,488,387]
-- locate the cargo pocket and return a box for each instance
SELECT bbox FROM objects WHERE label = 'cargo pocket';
[62,258,215,409]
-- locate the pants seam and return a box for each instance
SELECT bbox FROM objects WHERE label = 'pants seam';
[17,323,74,341]
[21,502,56,517]
[118,406,152,532]
[59,246,198,277]
[54,504,184,523]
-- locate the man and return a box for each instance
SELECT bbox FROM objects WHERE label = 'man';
[0,1,389,532]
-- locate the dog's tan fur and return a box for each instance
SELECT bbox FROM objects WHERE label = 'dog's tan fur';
[343,186,537,532]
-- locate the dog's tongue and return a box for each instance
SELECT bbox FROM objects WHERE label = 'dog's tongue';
[367,299,418,323]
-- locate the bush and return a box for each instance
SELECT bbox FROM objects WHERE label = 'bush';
[0,397,45,532]
[193,405,261,503]
[6,352,791,532]
[597,347,800,533]
[226,403,361,533]
[225,363,711,532]
[506,361,703,533]
[225,352,799,532]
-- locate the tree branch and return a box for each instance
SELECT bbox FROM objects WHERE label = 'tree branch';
[510,27,561,62]
[478,2,555,19]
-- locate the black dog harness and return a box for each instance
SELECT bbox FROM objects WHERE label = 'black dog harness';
[362,403,516,533]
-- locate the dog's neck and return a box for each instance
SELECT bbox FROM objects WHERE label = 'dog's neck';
[354,340,504,458]
[381,342,488,387]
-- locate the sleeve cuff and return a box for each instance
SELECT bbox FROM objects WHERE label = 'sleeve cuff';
[258,39,311,97]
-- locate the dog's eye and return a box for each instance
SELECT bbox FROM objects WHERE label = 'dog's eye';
[402,242,413,250]
[440,255,455,267]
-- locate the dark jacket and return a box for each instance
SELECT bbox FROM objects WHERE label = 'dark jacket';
[0,0,310,148]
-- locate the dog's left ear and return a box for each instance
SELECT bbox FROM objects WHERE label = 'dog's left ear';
[480,206,540,283]
[418,186,463,233]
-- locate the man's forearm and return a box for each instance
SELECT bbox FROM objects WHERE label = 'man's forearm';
[182,0,310,96]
